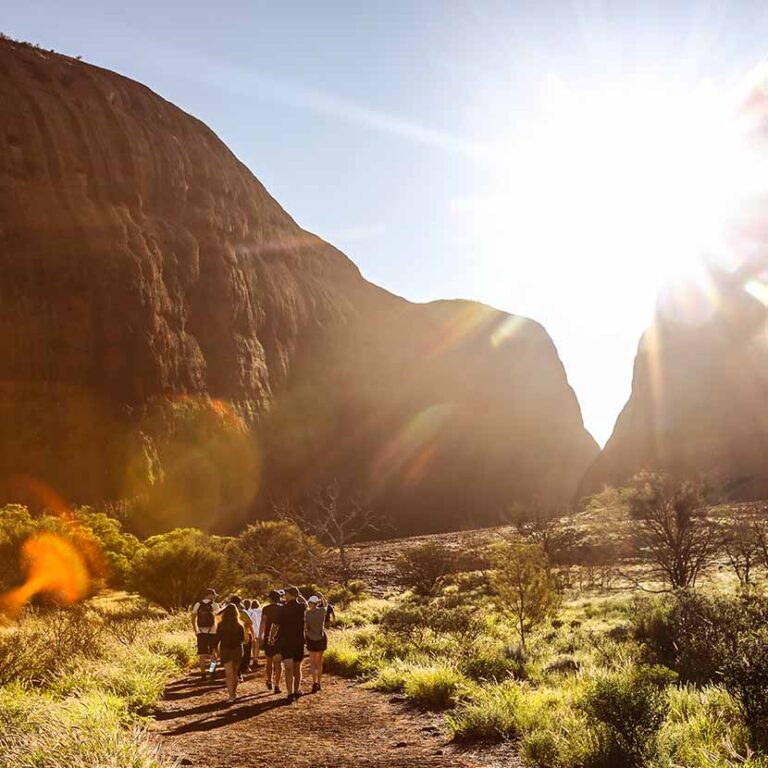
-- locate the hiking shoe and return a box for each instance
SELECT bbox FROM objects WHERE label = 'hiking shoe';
[266,681,273,690]
[311,682,320,693]
[294,690,303,699]
[287,693,295,703]
[274,686,281,694]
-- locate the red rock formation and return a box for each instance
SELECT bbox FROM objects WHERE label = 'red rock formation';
[0,38,598,533]
[580,258,768,499]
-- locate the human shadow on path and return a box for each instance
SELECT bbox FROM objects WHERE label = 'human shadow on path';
[162,695,291,735]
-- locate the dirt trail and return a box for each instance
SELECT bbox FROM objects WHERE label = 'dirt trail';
[154,667,519,768]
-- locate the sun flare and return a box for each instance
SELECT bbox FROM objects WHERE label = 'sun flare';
[462,70,768,306]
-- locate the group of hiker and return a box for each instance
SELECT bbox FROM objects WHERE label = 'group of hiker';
[191,586,334,703]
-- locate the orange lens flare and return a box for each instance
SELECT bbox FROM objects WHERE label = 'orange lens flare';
[0,533,89,615]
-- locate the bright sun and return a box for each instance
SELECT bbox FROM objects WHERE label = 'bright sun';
[454,68,768,445]
[462,70,768,306]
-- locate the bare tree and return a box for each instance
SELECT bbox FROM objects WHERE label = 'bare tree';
[277,481,382,585]
[722,520,761,587]
[628,472,718,590]
[504,500,578,567]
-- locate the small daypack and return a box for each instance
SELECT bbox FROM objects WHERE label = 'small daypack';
[196,601,215,629]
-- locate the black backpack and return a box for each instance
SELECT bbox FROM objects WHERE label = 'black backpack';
[196,601,215,629]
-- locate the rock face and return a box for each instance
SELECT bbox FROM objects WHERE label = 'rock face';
[0,38,598,533]
[581,257,768,498]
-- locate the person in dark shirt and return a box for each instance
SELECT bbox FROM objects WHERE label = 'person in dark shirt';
[259,589,284,693]
[270,585,307,702]
[216,604,245,703]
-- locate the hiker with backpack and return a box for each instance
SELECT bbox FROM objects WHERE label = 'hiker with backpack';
[260,589,284,693]
[216,603,246,703]
[305,594,328,692]
[191,588,220,679]
[269,585,307,702]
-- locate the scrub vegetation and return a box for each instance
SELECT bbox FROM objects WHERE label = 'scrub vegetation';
[3,471,768,767]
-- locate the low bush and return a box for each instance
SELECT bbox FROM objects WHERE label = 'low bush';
[0,686,172,768]
[50,647,177,714]
[544,655,581,676]
[580,664,676,768]
[147,631,196,669]
[447,680,525,740]
[0,623,57,685]
[323,630,378,678]
[394,541,459,596]
[659,684,754,767]
[461,650,522,682]
[402,666,469,710]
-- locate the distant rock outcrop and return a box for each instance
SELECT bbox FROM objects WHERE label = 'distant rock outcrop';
[580,258,768,499]
[0,38,598,533]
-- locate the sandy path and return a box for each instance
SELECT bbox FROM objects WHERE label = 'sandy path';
[154,666,519,768]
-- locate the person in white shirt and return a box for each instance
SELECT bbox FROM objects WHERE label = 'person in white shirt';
[191,588,220,679]
[246,598,263,667]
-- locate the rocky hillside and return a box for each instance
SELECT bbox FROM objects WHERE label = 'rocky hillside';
[581,256,768,498]
[0,38,598,534]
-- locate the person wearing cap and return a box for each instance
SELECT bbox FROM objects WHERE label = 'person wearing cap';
[191,588,220,679]
[259,589,284,693]
[305,594,328,693]
[269,586,307,702]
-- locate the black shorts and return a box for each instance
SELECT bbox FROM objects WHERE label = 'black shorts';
[306,634,328,652]
[220,645,243,664]
[277,644,304,662]
[196,633,217,655]
[263,642,279,658]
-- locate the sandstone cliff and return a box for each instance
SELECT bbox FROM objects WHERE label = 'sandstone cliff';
[0,38,598,533]
[580,257,768,498]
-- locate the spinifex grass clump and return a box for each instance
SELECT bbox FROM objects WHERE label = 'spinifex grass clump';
[0,597,191,768]
[0,686,169,768]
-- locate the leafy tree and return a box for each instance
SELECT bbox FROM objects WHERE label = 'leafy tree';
[491,541,559,652]
[72,508,141,588]
[0,505,41,590]
[130,529,231,610]
[231,519,325,589]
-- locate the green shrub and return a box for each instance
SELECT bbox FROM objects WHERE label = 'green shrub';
[365,662,411,693]
[327,579,369,607]
[323,631,377,678]
[394,541,458,596]
[0,623,57,685]
[50,648,176,714]
[461,650,521,682]
[448,680,525,740]
[131,528,232,610]
[147,631,196,669]
[0,687,172,768]
[580,664,676,768]
[659,684,754,768]
[544,655,581,676]
[402,666,469,710]
[634,591,768,750]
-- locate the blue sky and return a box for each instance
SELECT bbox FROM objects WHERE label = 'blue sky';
[5,1,768,444]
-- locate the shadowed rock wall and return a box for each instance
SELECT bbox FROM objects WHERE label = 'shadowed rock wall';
[0,39,598,533]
